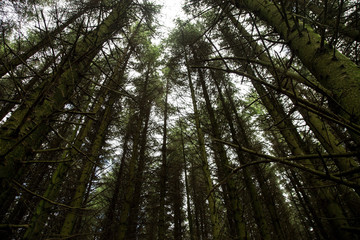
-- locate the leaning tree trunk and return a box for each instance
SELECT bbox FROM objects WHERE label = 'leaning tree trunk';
[196,64,246,240]
[59,90,118,236]
[229,0,360,139]
[0,0,132,186]
[184,44,222,240]
[212,71,272,240]
[0,0,98,78]
[224,15,360,195]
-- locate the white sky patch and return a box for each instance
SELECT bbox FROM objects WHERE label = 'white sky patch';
[152,0,186,44]
[157,0,185,30]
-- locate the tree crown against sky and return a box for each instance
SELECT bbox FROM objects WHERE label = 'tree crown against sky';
[0,0,360,239]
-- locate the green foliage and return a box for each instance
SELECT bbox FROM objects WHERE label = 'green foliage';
[1,0,359,240]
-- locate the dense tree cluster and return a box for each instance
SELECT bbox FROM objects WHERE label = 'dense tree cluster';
[0,0,359,239]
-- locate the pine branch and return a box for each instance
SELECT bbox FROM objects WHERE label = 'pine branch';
[0,224,29,229]
[192,65,360,135]
[31,147,71,153]
[0,98,21,104]
[212,138,360,190]
[50,126,102,168]
[11,180,91,211]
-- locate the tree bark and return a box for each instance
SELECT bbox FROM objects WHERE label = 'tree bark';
[230,0,360,134]
[0,0,132,185]
[184,43,222,240]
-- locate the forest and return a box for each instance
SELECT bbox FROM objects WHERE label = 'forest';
[0,0,359,239]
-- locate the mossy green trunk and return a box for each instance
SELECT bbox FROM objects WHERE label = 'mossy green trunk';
[117,68,151,240]
[23,91,105,240]
[287,0,360,41]
[23,37,133,238]
[199,67,245,240]
[227,7,360,207]
[231,0,360,132]
[221,15,359,239]
[184,48,222,240]
[218,75,272,240]
[253,82,355,240]
[23,123,82,240]
[226,14,359,188]
[0,0,132,185]
[116,113,143,240]
[212,74,249,240]
[0,5,90,78]
[253,166,288,240]
[180,122,197,240]
[125,104,151,239]
[60,101,113,236]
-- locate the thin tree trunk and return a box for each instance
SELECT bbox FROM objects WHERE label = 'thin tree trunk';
[183,43,222,240]
[125,104,151,239]
[212,72,271,240]
[117,66,151,240]
[158,79,169,240]
[59,94,116,236]
[196,63,245,240]
[230,0,360,137]
[0,0,132,185]
[100,127,130,240]
[0,0,98,78]
[180,121,197,240]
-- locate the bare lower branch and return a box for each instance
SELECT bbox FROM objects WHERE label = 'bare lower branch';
[0,224,29,229]
[11,180,91,211]
[212,138,360,190]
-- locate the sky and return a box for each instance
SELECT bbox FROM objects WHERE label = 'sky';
[157,0,186,30]
[151,0,186,44]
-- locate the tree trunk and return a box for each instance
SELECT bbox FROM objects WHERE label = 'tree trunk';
[59,95,115,236]
[230,0,360,138]
[196,62,245,240]
[184,44,222,240]
[0,0,132,185]
[180,121,197,240]
[158,79,169,240]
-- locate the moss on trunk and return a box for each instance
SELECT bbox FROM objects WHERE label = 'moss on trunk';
[233,0,360,129]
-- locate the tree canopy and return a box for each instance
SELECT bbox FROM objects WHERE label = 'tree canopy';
[0,0,360,239]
